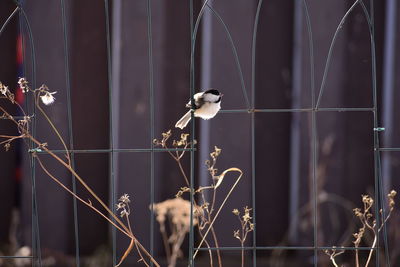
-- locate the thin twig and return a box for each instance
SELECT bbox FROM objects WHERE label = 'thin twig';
[0,105,160,267]
[116,238,135,267]
[35,155,131,237]
[135,241,150,267]
[198,228,214,267]
[159,223,171,263]
[193,168,243,259]
[34,93,71,164]
[365,233,377,267]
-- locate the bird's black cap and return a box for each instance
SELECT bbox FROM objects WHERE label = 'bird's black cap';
[204,89,220,96]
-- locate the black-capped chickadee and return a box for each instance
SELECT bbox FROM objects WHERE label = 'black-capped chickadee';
[175,89,223,129]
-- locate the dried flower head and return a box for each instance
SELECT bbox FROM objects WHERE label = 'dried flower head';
[242,206,252,222]
[119,193,130,204]
[116,193,131,218]
[151,197,199,228]
[353,227,365,246]
[18,77,29,93]
[120,209,128,218]
[232,206,254,244]
[232,209,240,216]
[0,82,8,95]
[353,208,362,218]
[233,230,240,240]
[210,146,221,160]
[205,146,223,179]
[4,142,11,151]
[388,190,397,198]
[162,130,172,139]
[173,133,189,147]
[351,189,396,255]
[175,187,191,198]
[249,223,255,231]
[388,190,397,209]
[40,91,57,105]
[116,202,125,210]
[153,130,172,147]
[362,194,374,206]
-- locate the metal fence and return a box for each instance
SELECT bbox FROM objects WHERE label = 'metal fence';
[0,0,399,266]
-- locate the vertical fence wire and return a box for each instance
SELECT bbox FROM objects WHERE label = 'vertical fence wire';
[102,1,118,265]
[303,1,317,265]
[15,1,43,265]
[189,0,195,265]
[59,1,80,266]
[251,1,263,266]
[310,0,317,265]
[146,0,156,265]
[369,0,393,260]
[18,3,32,264]
[311,97,317,267]
[289,0,302,246]
[368,0,384,265]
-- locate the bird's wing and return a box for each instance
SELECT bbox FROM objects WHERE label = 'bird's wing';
[186,92,204,109]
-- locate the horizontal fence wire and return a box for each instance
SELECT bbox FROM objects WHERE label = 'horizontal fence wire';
[0,107,376,120]
[0,256,34,259]
[33,148,197,154]
[196,246,378,251]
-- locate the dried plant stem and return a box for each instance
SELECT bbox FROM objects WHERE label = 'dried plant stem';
[329,255,340,267]
[209,186,222,266]
[135,241,150,267]
[193,168,243,259]
[166,141,222,266]
[241,241,244,267]
[210,227,222,267]
[117,214,144,267]
[155,135,244,266]
[160,223,172,263]
[116,238,135,267]
[174,152,222,266]
[175,156,190,186]
[35,94,148,264]
[0,106,160,267]
[324,249,344,267]
[355,247,360,267]
[35,155,131,236]
[240,221,246,267]
[169,229,187,267]
[135,240,159,267]
[364,233,376,267]
[34,137,127,230]
[379,212,393,231]
[35,94,71,165]
[36,145,159,267]
[0,134,25,139]
[0,135,25,145]
[232,207,253,267]
[39,141,159,266]
[198,229,214,267]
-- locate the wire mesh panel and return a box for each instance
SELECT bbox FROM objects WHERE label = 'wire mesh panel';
[0,0,399,266]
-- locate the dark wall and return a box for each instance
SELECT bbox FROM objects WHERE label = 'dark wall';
[0,0,399,266]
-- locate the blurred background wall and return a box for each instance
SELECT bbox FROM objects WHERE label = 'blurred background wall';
[1,0,400,266]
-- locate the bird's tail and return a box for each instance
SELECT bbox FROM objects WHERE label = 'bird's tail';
[175,110,192,129]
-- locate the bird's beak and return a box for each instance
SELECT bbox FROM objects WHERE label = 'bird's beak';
[220,93,224,97]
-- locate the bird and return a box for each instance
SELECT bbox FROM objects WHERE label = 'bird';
[175,89,223,129]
